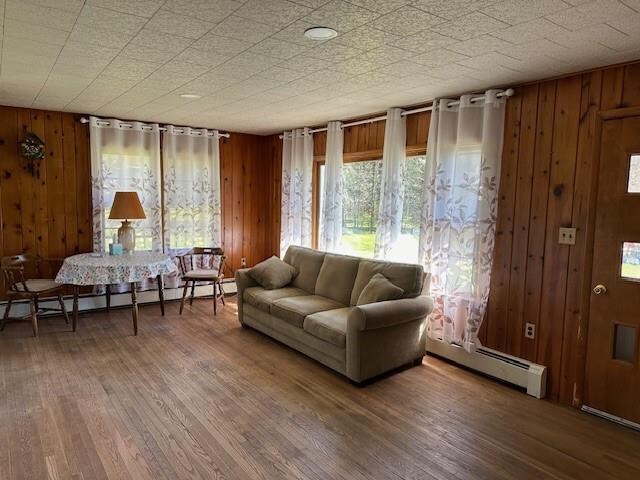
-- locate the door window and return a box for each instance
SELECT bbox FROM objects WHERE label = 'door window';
[613,324,637,363]
[628,154,640,193]
[621,242,640,281]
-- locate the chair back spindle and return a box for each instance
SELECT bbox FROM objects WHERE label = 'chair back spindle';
[1,255,42,292]
[175,247,227,316]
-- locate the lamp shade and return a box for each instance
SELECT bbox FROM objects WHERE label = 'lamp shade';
[108,191,146,220]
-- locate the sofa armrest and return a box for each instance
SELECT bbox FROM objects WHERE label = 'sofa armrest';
[235,268,258,324]
[346,296,433,383]
[348,296,433,331]
[235,268,258,292]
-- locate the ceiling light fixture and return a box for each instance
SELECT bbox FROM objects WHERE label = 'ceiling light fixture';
[304,26,337,41]
[180,93,202,99]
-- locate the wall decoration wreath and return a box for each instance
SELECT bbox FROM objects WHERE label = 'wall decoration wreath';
[19,133,45,178]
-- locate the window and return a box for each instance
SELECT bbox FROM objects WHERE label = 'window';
[433,145,484,296]
[613,324,637,363]
[99,153,158,252]
[162,130,222,254]
[401,154,427,262]
[318,155,426,261]
[164,207,211,250]
[628,154,640,193]
[90,120,163,256]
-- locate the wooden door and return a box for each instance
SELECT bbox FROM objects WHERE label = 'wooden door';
[584,115,640,424]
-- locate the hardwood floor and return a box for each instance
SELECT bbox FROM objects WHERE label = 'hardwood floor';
[1,297,639,480]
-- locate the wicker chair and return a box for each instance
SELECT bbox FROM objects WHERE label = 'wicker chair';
[177,248,226,315]
[1,254,70,336]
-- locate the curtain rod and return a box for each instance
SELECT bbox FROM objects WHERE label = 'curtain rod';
[280,88,514,139]
[79,116,231,138]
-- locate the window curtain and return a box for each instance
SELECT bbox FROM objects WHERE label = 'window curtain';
[162,125,222,288]
[374,107,406,259]
[319,121,343,252]
[418,90,506,351]
[280,127,313,256]
[89,116,162,292]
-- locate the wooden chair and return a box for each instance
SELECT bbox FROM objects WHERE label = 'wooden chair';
[177,248,226,315]
[1,254,70,337]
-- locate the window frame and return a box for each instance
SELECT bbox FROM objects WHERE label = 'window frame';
[312,144,427,250]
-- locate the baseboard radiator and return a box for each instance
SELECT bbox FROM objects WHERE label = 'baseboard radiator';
[426,338,547,399]
[0,280,238,318]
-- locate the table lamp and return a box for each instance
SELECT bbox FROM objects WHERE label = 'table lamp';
[109,191,146,253]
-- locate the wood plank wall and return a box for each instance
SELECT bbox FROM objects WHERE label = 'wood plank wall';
[0,109,92,271]
[0,106,278,296]
[311,110,431,158]
[484,61,640,404]
[260,135,284,258]
[219,133,279,271]
[263,60,640,405]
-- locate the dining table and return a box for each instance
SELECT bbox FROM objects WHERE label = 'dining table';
[55,251,178,335]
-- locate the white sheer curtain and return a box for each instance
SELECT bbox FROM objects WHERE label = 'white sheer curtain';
[162,126,222,250]
[162,125,222,288]
[375,107,406,259]
[319,121,343,252]
[280,127,313,256]
[419,90,506,351]
[90,116,162,291]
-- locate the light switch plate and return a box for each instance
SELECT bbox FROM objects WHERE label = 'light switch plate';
[559,227,577,245]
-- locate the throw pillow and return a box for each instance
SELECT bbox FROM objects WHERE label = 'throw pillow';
[356,273,404,305]
[249,256,297,290]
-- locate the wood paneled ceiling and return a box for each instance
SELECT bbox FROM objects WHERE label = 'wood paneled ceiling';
[0,0,639,134]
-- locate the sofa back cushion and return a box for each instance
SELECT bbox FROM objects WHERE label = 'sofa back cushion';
[315,253,360,305]
[283,246,325,293]
[350,259,424,306]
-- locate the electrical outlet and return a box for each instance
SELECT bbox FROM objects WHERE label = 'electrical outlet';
[558,227,577,245]
[525,322,536,340]
[240,257,247,267]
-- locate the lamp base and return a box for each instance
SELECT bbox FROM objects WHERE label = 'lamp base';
[117,220,136,253]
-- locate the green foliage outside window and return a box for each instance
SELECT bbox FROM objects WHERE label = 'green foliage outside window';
[321,155,426,259]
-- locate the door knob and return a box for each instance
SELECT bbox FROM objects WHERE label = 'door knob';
[593,284,607,295]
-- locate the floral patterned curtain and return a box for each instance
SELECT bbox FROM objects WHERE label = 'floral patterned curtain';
[280,127,313,256]
[162,125,222,288]
[375,108,406,259]
[418,91,506,351]
[163,126,222,253]
[89,116,162,292]
[319,121,343,252]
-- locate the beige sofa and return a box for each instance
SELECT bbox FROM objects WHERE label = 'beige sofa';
[235,246,433,384]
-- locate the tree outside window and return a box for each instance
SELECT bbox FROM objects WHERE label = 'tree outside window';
[319,155,426,262]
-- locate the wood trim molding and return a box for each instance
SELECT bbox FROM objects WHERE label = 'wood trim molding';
[311,160,320,249]
[599,106,640,120]
[573,86,608,407]
[313,144,427,163]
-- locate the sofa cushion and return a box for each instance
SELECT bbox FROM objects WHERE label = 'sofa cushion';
[283,246,325,293]
[303,307,352,347]
[315,254,360,305]
[243,286,307,313]
[350,259,424,305]
[248,256,297,290]
[357,273,404,305]
[271,295,345,328]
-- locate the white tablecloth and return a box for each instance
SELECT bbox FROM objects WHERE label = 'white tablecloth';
[55,252,178,286]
